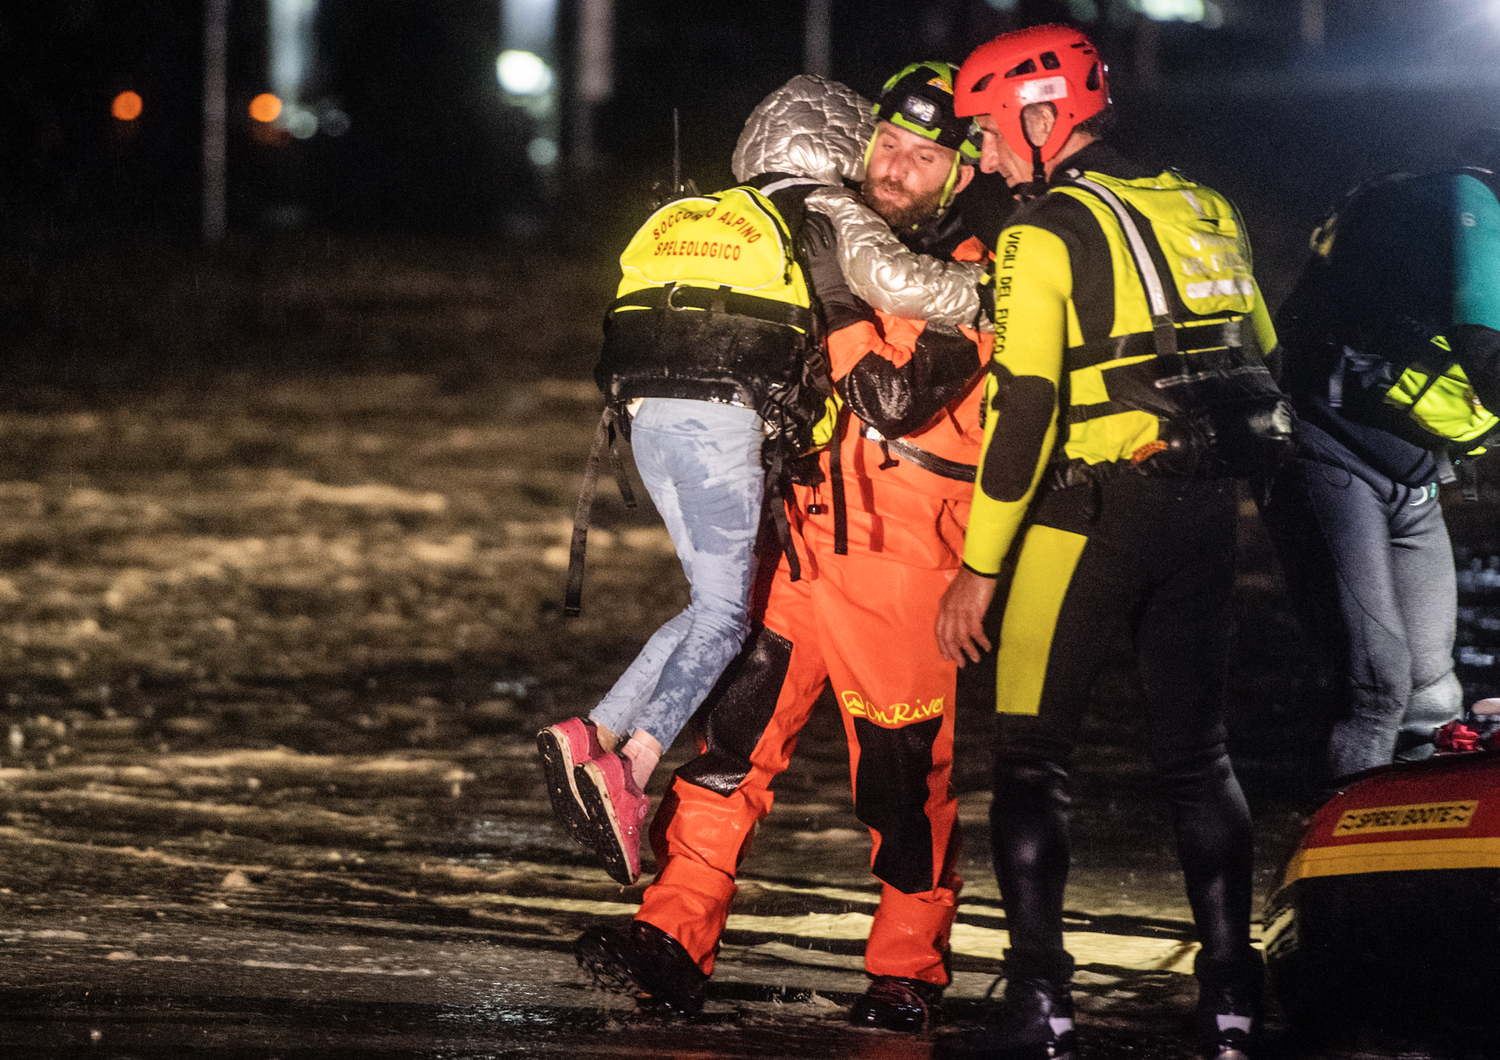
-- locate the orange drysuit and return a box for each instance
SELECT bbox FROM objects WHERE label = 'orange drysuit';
[634,217,992,987]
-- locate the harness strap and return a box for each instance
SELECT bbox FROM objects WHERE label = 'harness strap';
[563,405,638,618]
[1040,456,1135,492]
[1405,359,1451,408]
[859,425,978,482]
[829,404,850,556]
[609,285,814,332]
[761,437,803,582]
[1064,362,1278,424]
[1067,320,1244,370]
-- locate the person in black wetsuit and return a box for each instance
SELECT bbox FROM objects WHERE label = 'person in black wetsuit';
[1261,129,1500,789]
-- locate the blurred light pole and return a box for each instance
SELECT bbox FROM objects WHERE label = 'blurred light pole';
[270,0,321,139]
[203,0,229,245]
[499,0,561,195]
[573,0,613,170]
[805,0,832,76]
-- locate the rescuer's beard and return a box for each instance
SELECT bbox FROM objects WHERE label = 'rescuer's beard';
[860,175,944,231]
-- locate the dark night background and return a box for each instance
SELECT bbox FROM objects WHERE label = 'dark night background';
[1,1,1499,493]
[0,7,1498,1056]
[1,0,1498,404]
[0,0,1495,724]
[2,1,1500,695]
[4,1,1498,242]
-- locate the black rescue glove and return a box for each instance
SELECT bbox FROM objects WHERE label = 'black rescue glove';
[799,210,877,334]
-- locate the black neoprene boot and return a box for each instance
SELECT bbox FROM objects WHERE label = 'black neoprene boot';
[935,949,1077,1060]
[1194,951,1264,1060]
[849,975,945,1032]
[575,919,708,1015]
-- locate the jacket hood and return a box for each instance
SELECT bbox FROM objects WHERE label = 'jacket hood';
[732,75,875,186]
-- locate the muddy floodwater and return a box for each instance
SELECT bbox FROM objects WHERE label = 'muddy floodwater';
[1,235,1497,1059]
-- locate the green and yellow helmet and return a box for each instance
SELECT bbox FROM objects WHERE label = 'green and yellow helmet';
[871,61,982,164]
[868,61,982,210]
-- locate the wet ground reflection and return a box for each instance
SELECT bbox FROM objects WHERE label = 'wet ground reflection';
[0,368,1492,1058]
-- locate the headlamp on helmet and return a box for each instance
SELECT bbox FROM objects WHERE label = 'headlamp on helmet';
[899,94,938,128]
[872,61,979,156]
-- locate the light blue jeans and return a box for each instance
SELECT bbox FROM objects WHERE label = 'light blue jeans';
[589,398,765,749]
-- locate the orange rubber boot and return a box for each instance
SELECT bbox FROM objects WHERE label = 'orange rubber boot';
[866,879,962,985]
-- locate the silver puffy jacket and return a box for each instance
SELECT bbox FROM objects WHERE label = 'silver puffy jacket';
[730,75,987,330]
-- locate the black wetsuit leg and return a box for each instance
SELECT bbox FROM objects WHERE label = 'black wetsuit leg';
[989,476,1252,967]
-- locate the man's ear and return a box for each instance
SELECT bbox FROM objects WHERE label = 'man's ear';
[953,163,977,198]
[1021,102,1057,149]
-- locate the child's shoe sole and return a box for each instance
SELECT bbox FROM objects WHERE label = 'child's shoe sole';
[575,758,645,886]
[536,723,595,849]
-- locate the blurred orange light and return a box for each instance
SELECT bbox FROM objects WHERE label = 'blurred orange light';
[111,91,143,122]
[249,93,283,123]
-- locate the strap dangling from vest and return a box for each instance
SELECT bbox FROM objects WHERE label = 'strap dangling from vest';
[564,405,638,618]
[1085,475,1104,523]
[829,403,851,556]
[762,439,803,582]
[1328,345,1348,408]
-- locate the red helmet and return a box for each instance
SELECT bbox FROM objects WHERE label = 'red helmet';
[954,24,1110,164]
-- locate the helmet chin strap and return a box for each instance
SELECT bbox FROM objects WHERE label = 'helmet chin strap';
[937,153,961,211]
[1015,142,1049,202]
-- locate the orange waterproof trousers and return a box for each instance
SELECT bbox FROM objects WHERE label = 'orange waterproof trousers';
[635,477,965,985]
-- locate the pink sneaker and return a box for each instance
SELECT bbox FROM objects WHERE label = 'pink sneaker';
[574,753,649,886]
[536,718,608,850]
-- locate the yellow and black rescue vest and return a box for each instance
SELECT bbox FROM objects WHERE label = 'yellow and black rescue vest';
[568,182,828,616]
[596,184,815,413]
[1326,320,1500,459]
[1383,348,1498,456]
[1043,169,1292,483]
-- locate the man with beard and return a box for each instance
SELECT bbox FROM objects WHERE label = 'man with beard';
[575,62,1000,1034]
